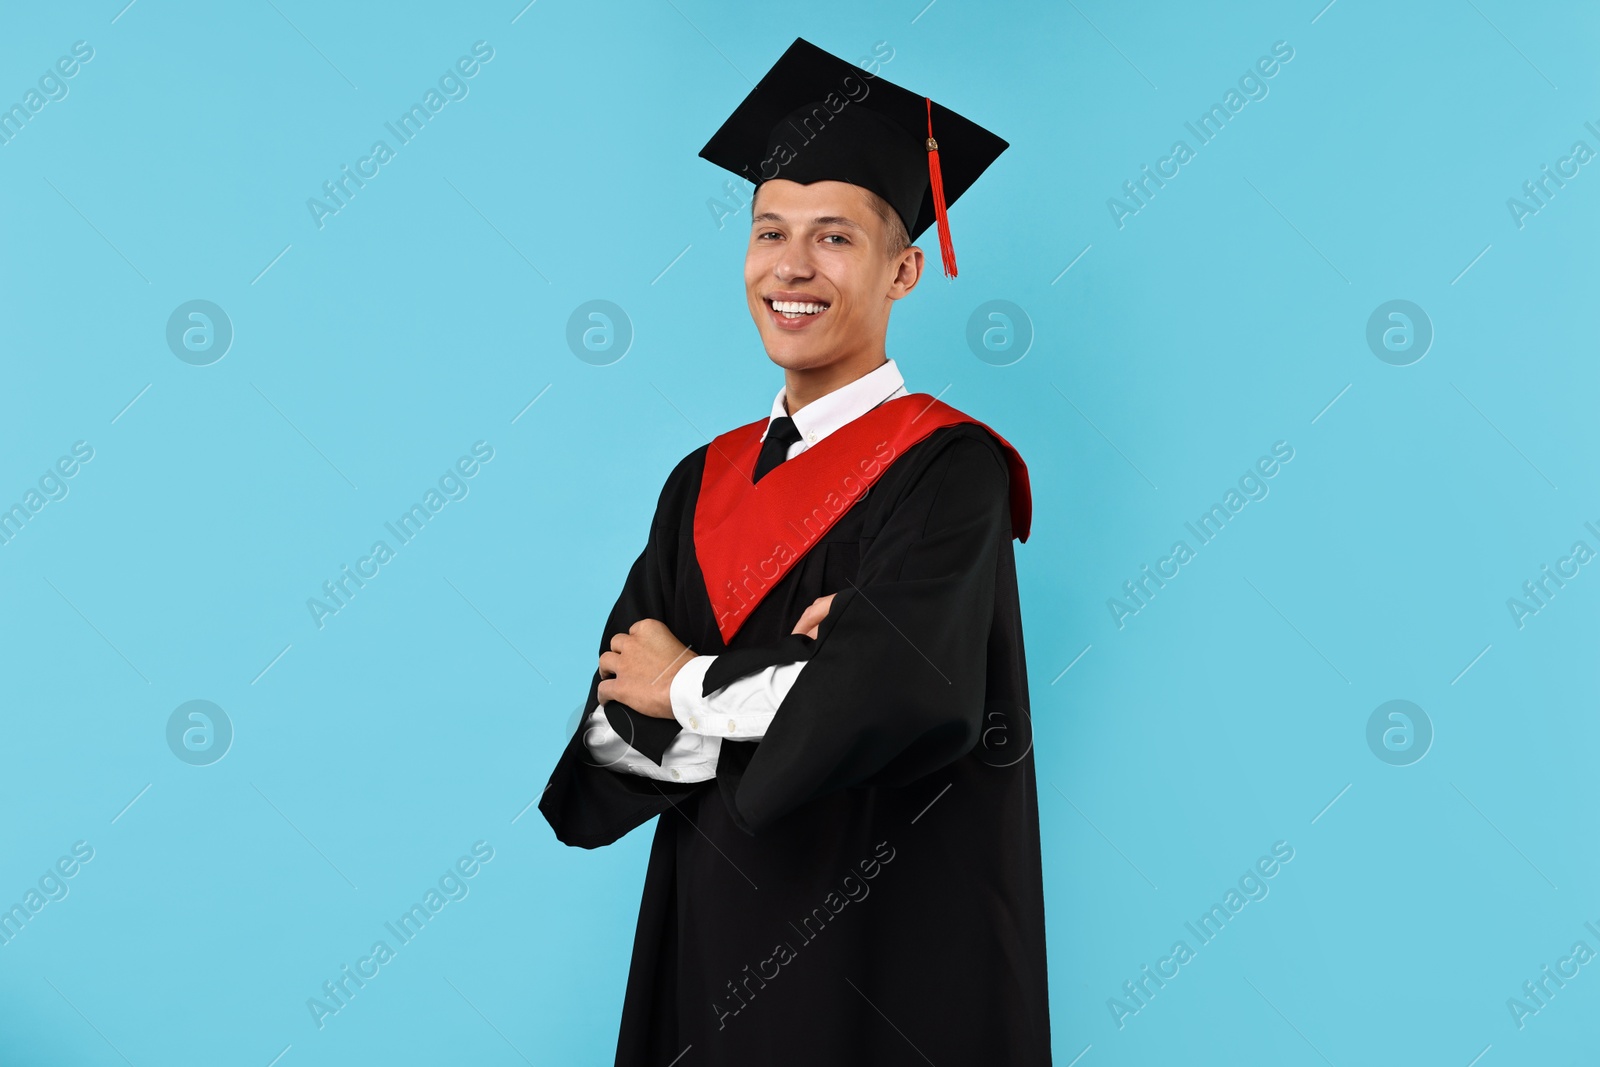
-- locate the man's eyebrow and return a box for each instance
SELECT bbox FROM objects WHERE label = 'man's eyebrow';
[751,212,866,232]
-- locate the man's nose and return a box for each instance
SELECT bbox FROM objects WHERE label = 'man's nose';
[774,241,816,281]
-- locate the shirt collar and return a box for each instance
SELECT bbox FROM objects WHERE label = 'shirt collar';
[761,359,907,448]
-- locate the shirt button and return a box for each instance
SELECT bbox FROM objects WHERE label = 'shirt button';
[807,431,817,443]
[688,716,699,729]
[727,719,738,732]
[671,769,681,780]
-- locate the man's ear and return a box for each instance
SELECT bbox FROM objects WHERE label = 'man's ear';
[887,245,924,301]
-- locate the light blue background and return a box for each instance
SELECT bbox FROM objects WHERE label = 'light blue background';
[1,1,1596,1064]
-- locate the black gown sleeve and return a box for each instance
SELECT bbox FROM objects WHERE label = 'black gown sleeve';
[699,632,817,693]
[714,428,1014,835]
[538,458,701,850]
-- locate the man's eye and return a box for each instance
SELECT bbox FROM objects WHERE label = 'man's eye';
[822,234,849,244]
[756,231,781,240]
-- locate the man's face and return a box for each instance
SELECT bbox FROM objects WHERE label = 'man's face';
[743,179,919,374]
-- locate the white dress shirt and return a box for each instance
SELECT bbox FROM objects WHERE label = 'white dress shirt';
[582,359,910,781]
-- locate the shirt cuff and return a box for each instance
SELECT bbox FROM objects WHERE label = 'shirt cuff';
[670,655,717,731]
[582,706,718,782]
[671,654,803,741]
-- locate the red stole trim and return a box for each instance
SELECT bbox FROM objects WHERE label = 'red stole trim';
[694,394,1031,644]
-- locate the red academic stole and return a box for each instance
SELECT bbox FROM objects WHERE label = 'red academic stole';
[695,394,1032,644]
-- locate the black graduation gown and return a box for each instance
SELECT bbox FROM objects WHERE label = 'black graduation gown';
[539,422,1052,1066]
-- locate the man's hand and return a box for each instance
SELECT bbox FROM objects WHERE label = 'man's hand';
[597,619,693,719]
[791,594,836,640]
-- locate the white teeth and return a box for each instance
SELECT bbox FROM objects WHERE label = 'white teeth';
[771,300,826,315]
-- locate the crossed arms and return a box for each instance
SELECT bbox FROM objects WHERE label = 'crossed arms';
[545,430,1011,840]
[581,595,834,781]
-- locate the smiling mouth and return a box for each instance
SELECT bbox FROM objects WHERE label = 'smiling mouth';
[766,297,831,322]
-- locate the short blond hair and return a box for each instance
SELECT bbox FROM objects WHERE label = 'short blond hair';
[862,188,910,260]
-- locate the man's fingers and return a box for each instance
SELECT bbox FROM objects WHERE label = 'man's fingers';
[609,632,629,653]
[597,678,617,704]
[790,593,837,636]
[598,650,620,678]
[790,605,820,635]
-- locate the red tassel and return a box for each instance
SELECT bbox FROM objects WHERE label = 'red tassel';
[925,97,957,278]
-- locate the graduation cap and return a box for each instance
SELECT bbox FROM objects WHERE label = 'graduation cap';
[698,38,1008,278]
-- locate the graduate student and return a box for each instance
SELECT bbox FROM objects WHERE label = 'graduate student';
[540,37,1051,1066]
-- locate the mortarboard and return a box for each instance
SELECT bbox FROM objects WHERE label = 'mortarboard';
[698,37,1009,278]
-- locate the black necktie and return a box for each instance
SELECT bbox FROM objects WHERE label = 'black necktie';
[753,416,803,483]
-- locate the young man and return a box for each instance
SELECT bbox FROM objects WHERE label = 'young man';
[540,38,1051,1065]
